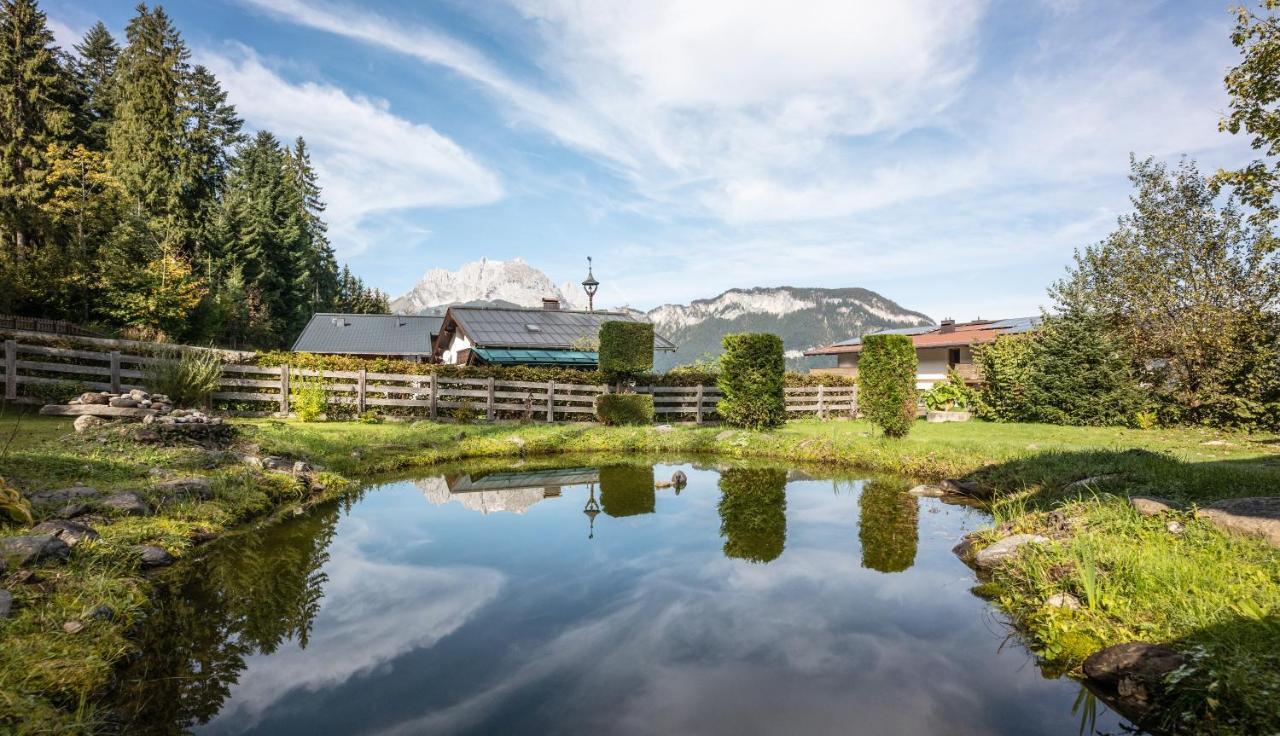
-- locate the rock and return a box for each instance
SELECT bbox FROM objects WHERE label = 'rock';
[655,480,673,489]
[39,404,154,419]
[55,503,89,519]
[1064,474,1121,492]
[715,430,736,442]
[671,470,688,488]
[108,396,139,408]
[1045,592,1081,610]
[0,535,71,566]
[1196,497,1280,548]
[654,424,674,432]
[1083,642,1185,710]
[132,544,174,568]
[79,392,109,405]
[1129,496,1181,516]
[240,454,263,469]
[952,535,979,563]
[73,414,104,433]
[30,520,99,547]
[128,389,150,401]
[62,620,84,634]
[99,492,149,517]
[1166,521,1185,534]
[28,486,100,507]
[908,484,946,497]
[261,456,290,471]
[292,460,312,474]
[974,534,1049,570]
[152,477,212,502]
[85,604,115,621]
[941,479,988,499]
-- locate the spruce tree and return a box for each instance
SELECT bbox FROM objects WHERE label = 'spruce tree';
[72,21,118,150]
[183,63,242,251]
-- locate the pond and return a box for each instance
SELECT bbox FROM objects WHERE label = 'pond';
[112,459,1135,735]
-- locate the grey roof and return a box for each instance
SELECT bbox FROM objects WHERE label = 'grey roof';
[449,467,600,492]
[447,306,676,351]
[292,313,444,355]
[830,324,935,347]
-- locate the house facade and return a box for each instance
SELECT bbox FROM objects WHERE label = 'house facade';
[804,317,1039,389]
[434,299,676,367]
[292,313,445,361]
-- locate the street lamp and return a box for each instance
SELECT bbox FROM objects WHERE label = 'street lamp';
[581,257,599,312]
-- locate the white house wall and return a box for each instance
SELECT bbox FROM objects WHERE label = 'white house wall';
[441,333,473,365]
[833,345,974,389]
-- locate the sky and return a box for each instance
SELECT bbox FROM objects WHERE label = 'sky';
[43,0,1258,320]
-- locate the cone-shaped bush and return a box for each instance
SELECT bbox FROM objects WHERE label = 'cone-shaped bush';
[858,334,917,437]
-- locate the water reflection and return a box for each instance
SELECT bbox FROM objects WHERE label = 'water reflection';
[857,477,919,573]
[718,467,788,563]
[599,465,656,517]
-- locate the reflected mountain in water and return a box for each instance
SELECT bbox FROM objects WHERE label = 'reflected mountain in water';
[416,467,600,515]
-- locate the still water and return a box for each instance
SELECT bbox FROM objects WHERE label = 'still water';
[114,460,1133,735]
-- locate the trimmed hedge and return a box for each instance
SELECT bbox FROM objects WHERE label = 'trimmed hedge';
[858,334,917,438]
[595,393,655,425]
[718,467,787,563]
[600,464,656,517]
[599,321,654,379]
[717,333,786,430]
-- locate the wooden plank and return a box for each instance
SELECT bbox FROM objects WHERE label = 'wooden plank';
[279,365,290,414]
[546,381,555,422]
[218,377,280,389]
[365,397,434,408]
[221,363,283,376]
[16,360,112,377]
[290,367,361,380]
[1,331,254,360]
[108,351,121,393]
[213,391,280,402]
[433,376,492,388]
[38,404,155,418]
[486,377,496,421]
[695,384,704,424]
[364,384,433,396]
[17,375,127,392]
[429,374,438,419]
[16,344,113,361]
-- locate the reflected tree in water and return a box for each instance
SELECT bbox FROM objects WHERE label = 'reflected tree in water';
[858,478,919,573]
[111,501,342,732]
[718,467,787,563]
[600,465,656,518]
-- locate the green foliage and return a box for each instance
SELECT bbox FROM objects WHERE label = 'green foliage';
[1132,410,1159,430]
[290,371,326,422]
[0,477,32,526]
[1220,1,1280,224]
[857,477,918,573]
[598,321,654,380]
[973,334,1034,422]
[599,464,655,518]
[1021,313,1147,427]
[595,393,654,425]
[19,378,85,405]
[718,467,787,563]
[922,370,974,411]
[356,410,382,424]
[716,333,786,430]
[857,334,917,438]
[142,348,222,408]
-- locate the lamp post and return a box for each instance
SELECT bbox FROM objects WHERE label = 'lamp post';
[583,482,601,539]
[581,257,599,312]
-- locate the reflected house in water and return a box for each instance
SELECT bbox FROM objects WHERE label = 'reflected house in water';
[417,467,600,515]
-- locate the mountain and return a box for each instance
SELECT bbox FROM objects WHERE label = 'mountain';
[391,258,933,369]
[645,287,933,370]
[390,257,586,314]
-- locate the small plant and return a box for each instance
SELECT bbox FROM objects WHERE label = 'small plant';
[922,370,975,411]
[291,371,327,422]
[858,333,918,438]
[1131,410,1158,430]
[450,399,478,423]
[1073,544,1101,611]
[144,348,223,407]
[0,478,32,526]
[595,394,654,425]
[21,378,86,405]
[357,410,383,424]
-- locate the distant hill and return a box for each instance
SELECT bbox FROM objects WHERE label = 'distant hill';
[391,259,933,370]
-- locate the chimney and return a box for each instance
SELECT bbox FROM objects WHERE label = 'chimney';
[940,318,955,334]
[542,297,561,311]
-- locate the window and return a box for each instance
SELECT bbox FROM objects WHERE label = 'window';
[948,348,961,367]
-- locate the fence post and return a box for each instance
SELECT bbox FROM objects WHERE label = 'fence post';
[817,384,826,420]
[4,340,15,400]
[109,351,121,393]
[279,365,290,415]
[357,368,367,413]
[429,373,438,420]
[851,385,858,418]
[695,384,705,424]
[486,377,496,421]
[546,381,555,423]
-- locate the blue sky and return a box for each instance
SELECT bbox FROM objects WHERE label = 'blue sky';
[44,0,1255,320]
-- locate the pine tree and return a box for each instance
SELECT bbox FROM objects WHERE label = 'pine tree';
[287,137,338,314]
[183,63,242,259]
[0,0,74,258]
[72,21,118,150]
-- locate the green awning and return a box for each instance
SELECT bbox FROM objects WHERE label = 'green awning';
[471,348,599,366]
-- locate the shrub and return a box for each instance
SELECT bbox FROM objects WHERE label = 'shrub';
[718,467,787,563]
[450,399,479,423]
[21,379,86,405]
[599,464,656,517]
[717,333,786,430]
[357,410,383,424]
[0,478,32,526]
[857,477,917,573]
[858,334,917,438]
[143,348,223,408]
[595,393,654,425]
[972,334,1034,421]
[599,321,654,381]
[1132,410,1158,430]
[1022,313,1147,427]
[291,371,327,422]
[922,370,974,411]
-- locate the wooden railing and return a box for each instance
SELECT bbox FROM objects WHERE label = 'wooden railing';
[2,339,858,423]
[0,314,104,338]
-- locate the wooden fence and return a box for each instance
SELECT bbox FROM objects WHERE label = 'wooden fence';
[2,339,858,423]
[0,314,103,338]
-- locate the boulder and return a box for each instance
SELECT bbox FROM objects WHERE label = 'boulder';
[132,544,173,568]
[128,389,150,401]
[908,484,946,497]
[671,470,688,488]
[1045,592,1081,610]
[1195,497,1280,548]
[952,535,979,563]
[152,477,212,502]
[28,486,101,507]
[260,456,291,471]
[1129,495,1181,516]
[1083,642,1185,712]
[78,392,109,405]
[31,520,99,547]
[108,396,139,408]
[40,404,154,419]
[974,534,1049,570]
[99,492,149,517]
[0,535,71,566]
[0,589,11,619]
[73,414,105,433]
[941,479,988,499]
[655,480,673,489]
[292,460,313,474]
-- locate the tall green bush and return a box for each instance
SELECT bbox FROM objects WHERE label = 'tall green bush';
[718,467,787,563]
[599,321,654,380]
[858,334,917,438]
[595,394,654,425]
[972,335,1034,422]
[1022,313,1147,427]
[716,333,786,430]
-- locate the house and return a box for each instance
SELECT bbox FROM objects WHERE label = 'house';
[292,313,444,362]
[804,317,1040,389]
[434,299,676,367]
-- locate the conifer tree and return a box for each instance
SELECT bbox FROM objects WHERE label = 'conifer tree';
[72,21,118,150]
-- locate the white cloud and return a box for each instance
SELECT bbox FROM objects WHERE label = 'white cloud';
[198,47,503,259]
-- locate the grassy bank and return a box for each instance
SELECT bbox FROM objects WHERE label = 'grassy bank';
[1,412,1278,732]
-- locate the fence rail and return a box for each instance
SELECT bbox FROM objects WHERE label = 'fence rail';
[0,314,104,338]
[2,339,858,423]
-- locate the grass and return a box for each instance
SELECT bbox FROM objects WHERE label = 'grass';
[2,410,1279,733]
